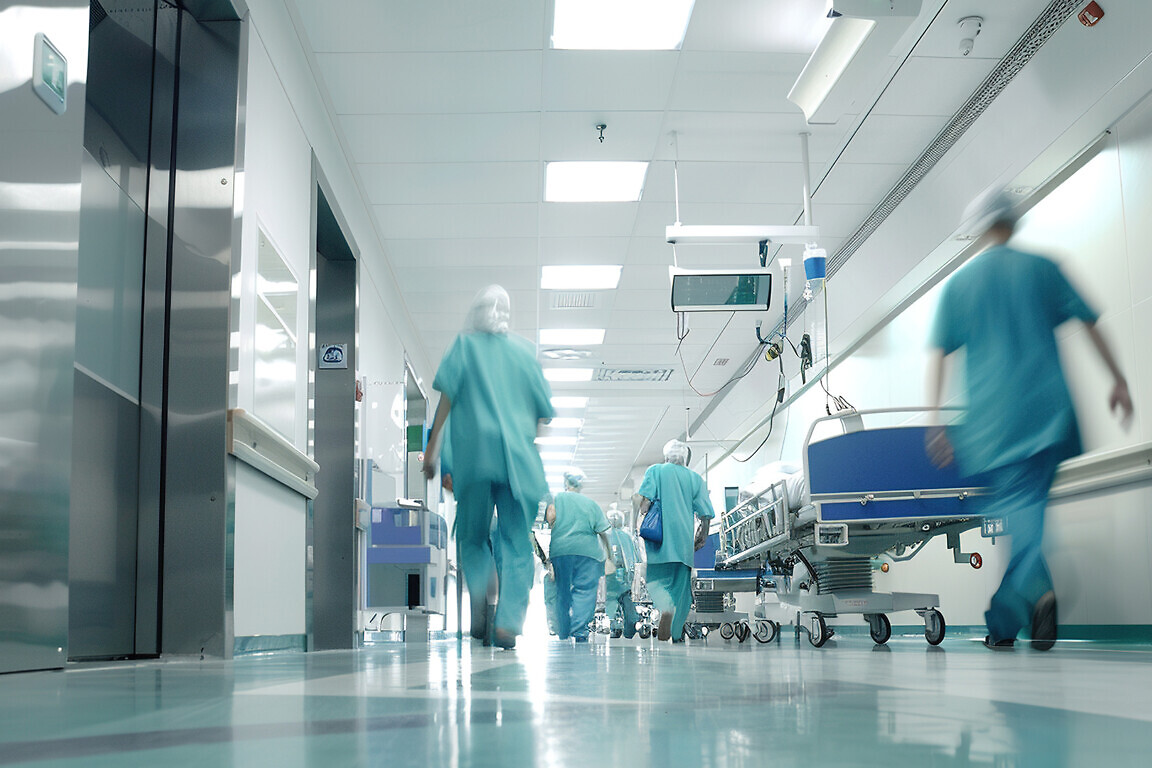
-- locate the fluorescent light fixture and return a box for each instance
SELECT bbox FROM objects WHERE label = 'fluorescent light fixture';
[552,0,695,50]
[551,396,589,409]
[788,0,922,125]
[545,417,584,430]
[540,328,606,346]
[541,265,622,290]
[536,436,579,446]
[665,224,820,245]
[545,162,647,202]
[539,451,574,462]
[543,368,594,382]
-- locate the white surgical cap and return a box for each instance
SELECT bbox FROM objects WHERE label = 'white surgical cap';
[663,439,690,466]
[466,285,511,334]
[563,468,585,490]
[961,189,1019,235]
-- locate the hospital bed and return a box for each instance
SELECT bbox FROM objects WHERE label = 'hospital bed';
[707,409,990,647]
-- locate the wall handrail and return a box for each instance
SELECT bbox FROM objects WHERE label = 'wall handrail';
[227,408,320,499]
[1050,441,1152,501]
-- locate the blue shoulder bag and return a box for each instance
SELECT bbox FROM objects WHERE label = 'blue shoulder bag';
[639,497,663,545]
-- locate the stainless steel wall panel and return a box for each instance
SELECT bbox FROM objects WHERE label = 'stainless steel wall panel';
[159,16,241,658]
[0,0,89,673]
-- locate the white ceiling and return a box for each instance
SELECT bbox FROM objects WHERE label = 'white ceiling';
[286,0,1053,504]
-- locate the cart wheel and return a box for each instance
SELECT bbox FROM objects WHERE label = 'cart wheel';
[924,609,946,645]
[867,613,892,645]
[719,622,735,640]
[807,613,829,648]
[610,628,622,639]
[735,622,751,643]
[753,620,778,644]
[700,625,710,638]
[639,624,651,639]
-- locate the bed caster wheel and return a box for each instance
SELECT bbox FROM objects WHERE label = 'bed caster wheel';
[638,624,651,639]
[610,628,622,638]
[806,613,829,648]
[867,613,891,645]
[719,622,735,640]
[924,609,946,645]
[753,620,778,644]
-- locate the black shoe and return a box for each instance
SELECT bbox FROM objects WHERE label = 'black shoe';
[1031,591,1057,651]
[983,636,1015,650]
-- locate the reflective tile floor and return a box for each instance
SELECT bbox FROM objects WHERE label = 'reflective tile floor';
[2,633,1152,768]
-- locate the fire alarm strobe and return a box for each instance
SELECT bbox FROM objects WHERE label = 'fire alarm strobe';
[1079,1,1104,27]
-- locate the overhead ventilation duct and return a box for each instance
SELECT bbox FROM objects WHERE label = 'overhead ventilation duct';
[788,0,922,125]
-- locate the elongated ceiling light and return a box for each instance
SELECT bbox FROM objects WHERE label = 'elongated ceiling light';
[551,0,695,50]
[541,265,622,290]
[551,396,589,409]
[788,0,922,125]
[543,368,594,382]
[540,329,606,346]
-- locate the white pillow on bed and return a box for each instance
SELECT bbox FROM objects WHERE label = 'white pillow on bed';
[746,461,809,510]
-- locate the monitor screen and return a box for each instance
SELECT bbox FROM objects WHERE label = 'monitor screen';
[670,270,772,312]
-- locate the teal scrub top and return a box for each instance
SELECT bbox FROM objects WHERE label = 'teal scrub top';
[608,527,637,570]
[930,245,1098,474]
[638,462,715,567]
[433,331,553,506]
[548,492,610,561]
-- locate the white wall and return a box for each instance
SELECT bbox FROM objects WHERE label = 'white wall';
[708,89,1152,631]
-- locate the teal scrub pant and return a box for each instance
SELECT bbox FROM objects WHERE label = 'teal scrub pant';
[984,449,1061,643]
[552,554,602,640]
[647,562,692,640]
[455,481,536,637]
[606,579,640,638]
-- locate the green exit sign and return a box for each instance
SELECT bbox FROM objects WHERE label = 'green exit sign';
[33,32,67,114]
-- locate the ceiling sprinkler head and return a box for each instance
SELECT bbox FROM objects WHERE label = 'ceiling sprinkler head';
[958,16,982,56]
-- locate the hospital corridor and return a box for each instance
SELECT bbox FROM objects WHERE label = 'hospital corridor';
[3,0,1152,766]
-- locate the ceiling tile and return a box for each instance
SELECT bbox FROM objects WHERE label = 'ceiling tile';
[317,51,543,114]
[340,114,541,163]
[542,51,679,112]
[684,0,832,53]
[361,162,540,205]
[540,112,666,161]
[836,114,950,166]
[814,162,909,205]
[538,236,631,264]
[382,238,539,268]
[373,203,539,239]
[295,0,546,53]
[538,203,639,238]
[394,266,539,293]
[871,56,999,117]
[668,51,809,113]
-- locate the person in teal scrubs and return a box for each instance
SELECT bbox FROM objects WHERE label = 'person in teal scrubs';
[604,508,640,638]
[928,193,1132,650]
[423,285,554,649]
[546,469,614,642]
[636,440,714,642]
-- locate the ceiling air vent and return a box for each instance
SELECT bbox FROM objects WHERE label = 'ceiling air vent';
[550,291,597,310]
[713,358,729,366]
[594,367,674,382]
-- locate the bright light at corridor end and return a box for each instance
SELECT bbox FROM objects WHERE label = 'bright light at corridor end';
[541,265,622,290]
[551,0,695,50]
[545,162,648,202]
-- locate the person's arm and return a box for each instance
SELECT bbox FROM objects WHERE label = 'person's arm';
[545,504,556,527]
[925,349,954,468]
[1084,322,1134,423]
[694,517,710,551]
[422,395,452,479]
[599,530,617,574]
[632,494,650,531]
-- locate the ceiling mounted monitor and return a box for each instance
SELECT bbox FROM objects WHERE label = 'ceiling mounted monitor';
[670,268,772,313]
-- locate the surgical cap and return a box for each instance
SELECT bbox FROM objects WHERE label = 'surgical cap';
[465,285,511,334]
[563,468,585,490]
[962,189,1019,235]
[663,439,690,466]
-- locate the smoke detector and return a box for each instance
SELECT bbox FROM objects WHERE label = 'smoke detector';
[958,16,982,56]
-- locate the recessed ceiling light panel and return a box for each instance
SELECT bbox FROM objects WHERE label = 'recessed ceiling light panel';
[541,265,622,290]
[543,368,594,382]
[552,0,696,50]
[540,329,606,346]
[545,161,648,202]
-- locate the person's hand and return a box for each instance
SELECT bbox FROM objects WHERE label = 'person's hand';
[546,562,554,580]
[441,472,453,493]
[925,425,953,468]
[1110,378,1134,427]
[693,527,708,551]
[421,455,436,480]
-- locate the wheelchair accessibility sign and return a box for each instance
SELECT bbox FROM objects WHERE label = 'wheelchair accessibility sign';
[319,343,347,369]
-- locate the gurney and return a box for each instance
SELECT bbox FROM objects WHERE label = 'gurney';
[710,409,990,647]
